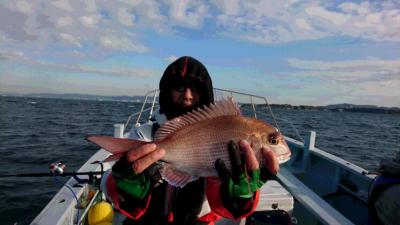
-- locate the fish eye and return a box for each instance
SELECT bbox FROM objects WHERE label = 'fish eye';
[268,133,279,145]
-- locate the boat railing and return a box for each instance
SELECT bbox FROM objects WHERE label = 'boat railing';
[123,89,159,131]
[123,88,304,141]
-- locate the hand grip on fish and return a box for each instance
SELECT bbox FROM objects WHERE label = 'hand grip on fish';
[86,98,291,187]
[215,140,274,199]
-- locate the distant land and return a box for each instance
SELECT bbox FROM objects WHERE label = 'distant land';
[1,92,399,114]
[268,103,400,114]
[0,92,148,103]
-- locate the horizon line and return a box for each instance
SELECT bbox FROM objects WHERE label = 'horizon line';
[1,91,399,109]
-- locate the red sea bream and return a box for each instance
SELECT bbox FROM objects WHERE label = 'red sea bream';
[87,98,291,186]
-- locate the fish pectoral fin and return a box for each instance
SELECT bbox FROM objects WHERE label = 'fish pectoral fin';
[160,164,198,187]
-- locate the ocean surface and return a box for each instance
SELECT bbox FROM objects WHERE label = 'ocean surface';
[0,96,399,224]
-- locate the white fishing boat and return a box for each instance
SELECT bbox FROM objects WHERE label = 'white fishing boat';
[30,88,392,225]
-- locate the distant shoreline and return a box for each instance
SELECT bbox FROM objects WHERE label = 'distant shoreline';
[1,92,399,115]
[267,104,400,115]
[0,92,147,103]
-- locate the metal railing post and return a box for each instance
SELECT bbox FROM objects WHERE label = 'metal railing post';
[114,124,125,138]
[302,131,316,170]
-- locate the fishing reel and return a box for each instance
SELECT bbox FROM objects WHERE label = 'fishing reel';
[48,161,104,186]
[49,162,67,175]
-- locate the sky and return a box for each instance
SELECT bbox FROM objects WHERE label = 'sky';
[0,0,399,107]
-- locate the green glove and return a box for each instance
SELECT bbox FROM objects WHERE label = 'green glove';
[215,140,274,198]
[112,154,151,200]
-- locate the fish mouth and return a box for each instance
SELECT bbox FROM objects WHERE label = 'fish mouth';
[277,151,291,164]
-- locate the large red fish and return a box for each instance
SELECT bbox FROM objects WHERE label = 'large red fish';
[87,98,291,186]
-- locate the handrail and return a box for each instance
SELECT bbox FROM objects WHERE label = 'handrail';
[124,89,160,130]
[124,88,303,141]
[213,88,278,129]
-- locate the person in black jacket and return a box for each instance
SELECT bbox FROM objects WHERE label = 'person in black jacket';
[102,56,279,225]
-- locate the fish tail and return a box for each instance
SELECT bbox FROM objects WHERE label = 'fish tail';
[86,135,150,155]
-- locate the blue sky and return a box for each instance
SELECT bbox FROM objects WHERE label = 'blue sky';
[0,0,399,107]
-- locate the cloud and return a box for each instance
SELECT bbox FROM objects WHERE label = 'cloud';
[4,56,157,78]
[0,5,36,41]
[351,80,400,98]
[164,55,178,62]
[117,8,135,26]
[284,58,400,104]
[79,14,101,27]
[77,65,155,77]
[1,0,399,52]
[99,35,149,53]
[288,58,399,69]
[167,0,209,28]
[15,1,33,14]
[58,33,82,47]
[306,6,349,26]
[213,0,240,16]
[286,58,400,83]
[339,2,371,14]
[214,1,329,43]
[83,0,97,12]
[0,1,153,53]
[57,17,73,27]
[0,50,26,60]
[295,18,312,30]
[213,1,400,43]
[50,0,73,12]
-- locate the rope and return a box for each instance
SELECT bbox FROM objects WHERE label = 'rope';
[53,176,80,225]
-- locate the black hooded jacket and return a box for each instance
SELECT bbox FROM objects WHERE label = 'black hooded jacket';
[115,56,256,225]
[123,56,215,225]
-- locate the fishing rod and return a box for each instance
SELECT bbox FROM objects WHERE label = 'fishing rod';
[0,161,105,184]
[0,171,104,178]
[0,161,106,225]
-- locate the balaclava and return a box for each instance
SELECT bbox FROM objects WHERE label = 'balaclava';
[159,56,214,120]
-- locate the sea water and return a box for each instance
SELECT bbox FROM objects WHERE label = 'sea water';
[0,96,399,224]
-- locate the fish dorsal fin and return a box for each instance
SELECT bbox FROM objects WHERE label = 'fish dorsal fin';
[154,97,241,141]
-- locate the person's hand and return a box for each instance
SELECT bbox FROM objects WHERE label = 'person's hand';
[112,143,165,199]
[215,140,279,199]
